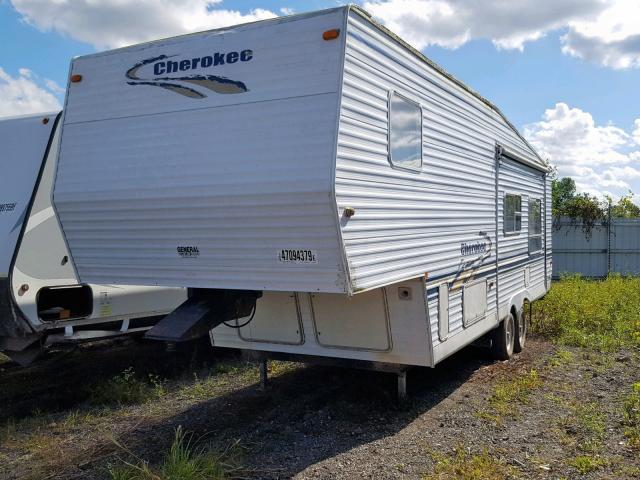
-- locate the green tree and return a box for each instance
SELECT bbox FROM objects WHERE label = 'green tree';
[610,192,640,218]
[551,176,577,216]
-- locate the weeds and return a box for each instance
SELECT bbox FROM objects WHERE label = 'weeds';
[548,349,574,368]
[424,447,518,480]
[177,363,255,401]
[89,367,166,407]
[108,426,241,480]
[488,369,541,417]
[558,402,607,453]
[623,382,640,449]
[532,274,640,350]
[570,455,608,474]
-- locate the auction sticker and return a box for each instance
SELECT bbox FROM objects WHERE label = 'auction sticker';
[278,249,318,264]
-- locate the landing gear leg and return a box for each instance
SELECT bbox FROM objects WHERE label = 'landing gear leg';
[259,359,268,391]
[397,369,407,402]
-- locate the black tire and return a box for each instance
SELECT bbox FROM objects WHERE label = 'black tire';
[514,307,527,353]
[490,312,515,360]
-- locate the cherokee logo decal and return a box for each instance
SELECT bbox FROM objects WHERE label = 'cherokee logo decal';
[125,50,252,99]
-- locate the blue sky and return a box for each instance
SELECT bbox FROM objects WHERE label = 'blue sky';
[1,0,639,200]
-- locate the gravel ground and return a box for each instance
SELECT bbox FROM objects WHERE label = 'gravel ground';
[0,337,637,479]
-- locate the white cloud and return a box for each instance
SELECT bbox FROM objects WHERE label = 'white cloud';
[561,0,640,69]
[0,67,62,117]
[10,0,277,50]
[44,78,65,95]
[633,119,640,144]
[362,0,640,69]
[525,103,640,199]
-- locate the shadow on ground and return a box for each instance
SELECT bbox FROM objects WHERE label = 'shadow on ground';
[105,346,494,479]
[0,338,498,479]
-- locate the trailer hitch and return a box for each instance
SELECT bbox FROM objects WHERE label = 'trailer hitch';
[145,289,262,343]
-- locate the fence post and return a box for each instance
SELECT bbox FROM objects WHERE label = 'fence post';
[607,204,612,276]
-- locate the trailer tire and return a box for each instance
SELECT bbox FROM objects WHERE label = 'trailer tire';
[514,308,527,353]
[490,313,515,360]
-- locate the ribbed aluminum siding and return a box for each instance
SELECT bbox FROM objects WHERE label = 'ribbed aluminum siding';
[54,10,348,292]
[337,11,543,294]
[497,157,546,303]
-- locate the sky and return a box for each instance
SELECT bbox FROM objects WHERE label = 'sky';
[1,0,639,201]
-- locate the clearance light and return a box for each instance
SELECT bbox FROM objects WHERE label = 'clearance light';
[70,74,83,83]
[323,29,340,41]
[42,117,49,125]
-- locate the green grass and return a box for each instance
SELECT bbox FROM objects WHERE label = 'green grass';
[424,447,518,480]
[560,402,607,453]
[570,455,608,474]
[108,426,241,480]
[548,349,575,368]
[623,382,640,449]
[88,367,166,407]
[488,369,541,417]
[532,274,640,350]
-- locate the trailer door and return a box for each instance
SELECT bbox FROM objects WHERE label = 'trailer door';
[0,113,58,276]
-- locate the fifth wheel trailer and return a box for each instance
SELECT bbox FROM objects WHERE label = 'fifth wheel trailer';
[0,112,186,363]
[52,6,552,373]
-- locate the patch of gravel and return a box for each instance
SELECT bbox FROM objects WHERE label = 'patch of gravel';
[0,338,637,479]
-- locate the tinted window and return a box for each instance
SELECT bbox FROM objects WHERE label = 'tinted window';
[529,198,542,252]
[505,194,522,233]
[389,93,422,170]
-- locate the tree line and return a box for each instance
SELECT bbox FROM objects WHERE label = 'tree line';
[552,177,640,220]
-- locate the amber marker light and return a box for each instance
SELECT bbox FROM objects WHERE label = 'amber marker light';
[323,29,340,41]
[70,74,83,83]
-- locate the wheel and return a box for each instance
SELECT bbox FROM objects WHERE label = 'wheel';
[514,307,527,353]
[490,312,515,360]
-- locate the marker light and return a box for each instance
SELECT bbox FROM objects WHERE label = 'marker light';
[42,117,49,125]
[70,74,83,83]
[323,29,340,41]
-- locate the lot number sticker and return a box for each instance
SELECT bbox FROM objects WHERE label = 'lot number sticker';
[278,249,317,264]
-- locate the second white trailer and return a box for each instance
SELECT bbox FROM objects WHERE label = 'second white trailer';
[0,112,187,363]
[52,6,552,370]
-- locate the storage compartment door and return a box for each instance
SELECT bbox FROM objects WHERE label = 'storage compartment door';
[463,279,487,327]
[237,292,303,345]
[311,289,391,351]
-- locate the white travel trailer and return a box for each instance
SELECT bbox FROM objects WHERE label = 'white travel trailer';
[52,6,552,385]
[0,112,186,363]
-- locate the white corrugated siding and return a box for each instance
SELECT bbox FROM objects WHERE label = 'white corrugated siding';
[497,157,546,304]
[337,11,543,292]
[54,10,348,292]
[336,9,548,350]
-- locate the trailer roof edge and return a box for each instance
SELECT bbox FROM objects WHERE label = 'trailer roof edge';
[347,4,550,171]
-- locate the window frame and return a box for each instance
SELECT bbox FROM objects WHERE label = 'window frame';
[387,90,423,173]
[503,192,522,235]
[528,197,543,254]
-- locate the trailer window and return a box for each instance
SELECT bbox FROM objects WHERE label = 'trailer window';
[389,92,422,171]
[528,198,542,253]
[504,194,522,233]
